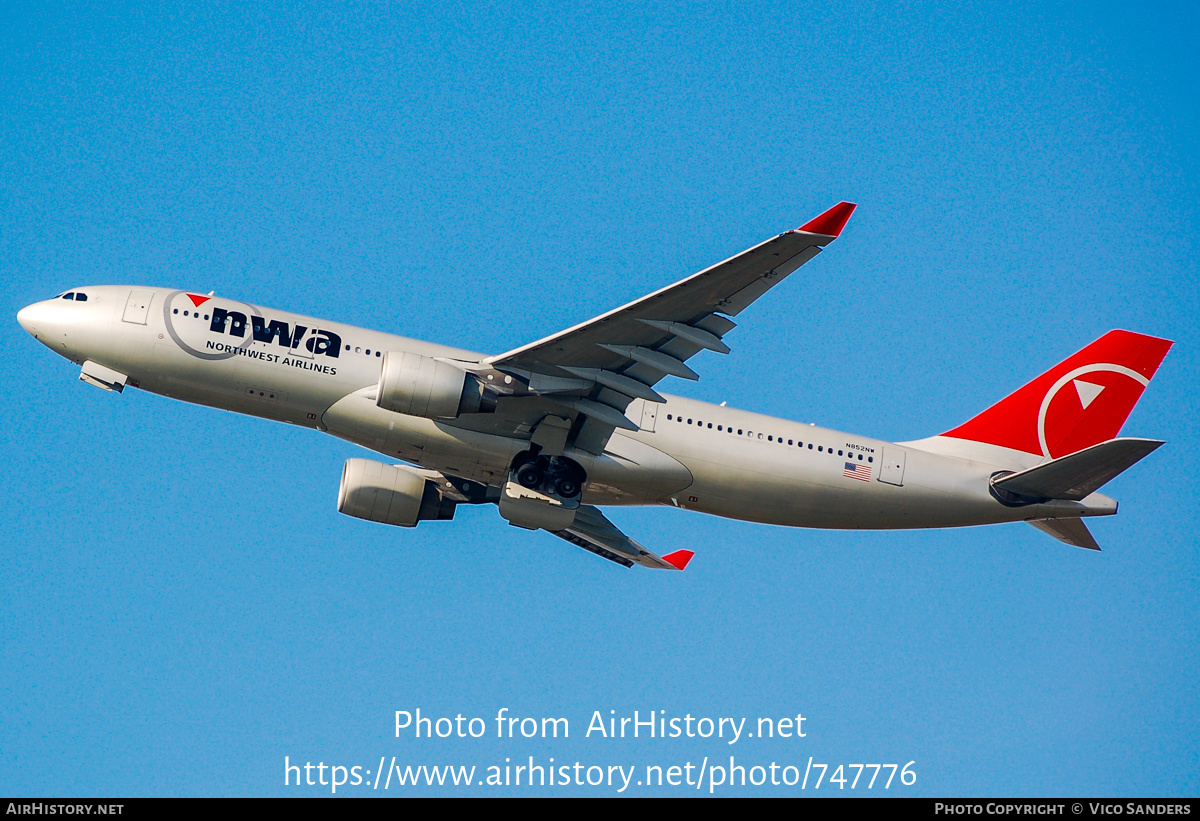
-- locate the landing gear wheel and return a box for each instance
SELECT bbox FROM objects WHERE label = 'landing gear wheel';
[554,476,580,498]
[516,464,544,489]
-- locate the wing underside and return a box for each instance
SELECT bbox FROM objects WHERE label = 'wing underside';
[549,505,694,570]
[445,203,856,455]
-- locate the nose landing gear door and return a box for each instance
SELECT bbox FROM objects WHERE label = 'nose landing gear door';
[122,290,154,325]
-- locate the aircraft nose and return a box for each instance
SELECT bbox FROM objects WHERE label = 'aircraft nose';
[17,302,43,335]
[17,300,63,341]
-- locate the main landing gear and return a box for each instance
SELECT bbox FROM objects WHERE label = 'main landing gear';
[496,448,587,530]
[511,450,586,503]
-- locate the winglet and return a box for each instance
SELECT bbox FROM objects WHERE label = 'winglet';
[797,201,857,237]
[661,549,695,570]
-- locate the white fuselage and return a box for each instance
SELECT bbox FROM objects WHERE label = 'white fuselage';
[18,285,1116,532]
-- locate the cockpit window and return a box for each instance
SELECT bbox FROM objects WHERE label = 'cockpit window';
[74,293,87,302]
[62,293,74,300]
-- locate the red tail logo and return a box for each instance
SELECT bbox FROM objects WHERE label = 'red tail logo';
[942,330,1172,458]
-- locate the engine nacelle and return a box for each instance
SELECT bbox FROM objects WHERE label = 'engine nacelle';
[337,459,456,527]
[376,351,484,418]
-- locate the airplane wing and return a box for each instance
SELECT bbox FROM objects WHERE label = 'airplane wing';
[549,504,695,570]
[448,202,856,453]
[405,467,695,570]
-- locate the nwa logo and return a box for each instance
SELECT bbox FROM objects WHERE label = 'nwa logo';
[209,307,341,358]
[162,291,343,364]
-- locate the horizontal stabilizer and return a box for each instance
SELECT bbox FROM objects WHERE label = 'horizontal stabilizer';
[1027,518,1101,551]
[993,437,1164,501]
[551,505,691,570]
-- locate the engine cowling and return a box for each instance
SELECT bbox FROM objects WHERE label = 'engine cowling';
[337,459,456,527]
[376,351,484,418]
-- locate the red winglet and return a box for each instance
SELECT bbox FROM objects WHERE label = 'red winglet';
[661,550,694,570]
[797,201,857,237]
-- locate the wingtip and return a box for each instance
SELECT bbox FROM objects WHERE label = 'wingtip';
[797,201,857,237]
[661,549,695,570]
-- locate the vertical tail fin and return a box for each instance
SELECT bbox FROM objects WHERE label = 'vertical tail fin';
[941,330,1172,460]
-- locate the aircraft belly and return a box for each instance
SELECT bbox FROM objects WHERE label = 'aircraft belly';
[321,389,523,486]
[130,338,348,426]
[575,433,693,505]
[669,438,1034,530]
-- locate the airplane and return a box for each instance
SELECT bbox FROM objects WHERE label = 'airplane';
[16,202,1173,570]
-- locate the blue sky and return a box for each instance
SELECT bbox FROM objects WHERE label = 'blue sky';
[2,1,1197,797]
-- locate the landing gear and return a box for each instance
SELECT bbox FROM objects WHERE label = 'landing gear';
[554,476,579,498]
[500,450,588,531]
[516,462,545,489]
[509,451,586,502]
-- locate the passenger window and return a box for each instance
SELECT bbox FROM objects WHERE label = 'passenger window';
[717,425,722,431]
[818,446,823,452]
[857,454,863,460]
[868,457,874,463]
[788,439,793,445]
[667,414,673,420]
[688,418,693,424]
[808,444,813,449]
[757,433,763,440]
[707,423,712,429]
[768,435,773,442]
[738,429,744,435]
[838,450,843,456]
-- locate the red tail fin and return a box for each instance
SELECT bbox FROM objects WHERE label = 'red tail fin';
[942,330,1172,459]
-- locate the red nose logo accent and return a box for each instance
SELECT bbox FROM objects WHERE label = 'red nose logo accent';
[186,294,211,307]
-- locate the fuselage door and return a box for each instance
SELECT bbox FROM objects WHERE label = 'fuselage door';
[878,446,906,486]
[637,399,657,432]
[122,290,154,325]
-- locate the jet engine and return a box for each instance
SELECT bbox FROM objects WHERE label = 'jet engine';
[337,458,456,527]
[376,351,487,418]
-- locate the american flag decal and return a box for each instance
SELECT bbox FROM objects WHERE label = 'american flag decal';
[843,462,872,482]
